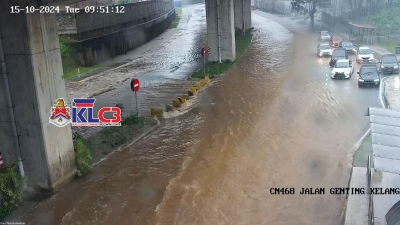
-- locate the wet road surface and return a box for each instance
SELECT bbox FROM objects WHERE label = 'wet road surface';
[12,9,384,225]
[71,4,206,137]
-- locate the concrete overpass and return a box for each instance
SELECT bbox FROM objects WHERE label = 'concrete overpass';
[0,0,252,192]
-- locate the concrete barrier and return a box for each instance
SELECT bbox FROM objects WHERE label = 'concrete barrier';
[188,87,197,96]
[178,97,187,104]
[181,94,189,101]
[165,104,174,112]
[150,108,163,116]
[172,99,182,108]
[172,76,211,110]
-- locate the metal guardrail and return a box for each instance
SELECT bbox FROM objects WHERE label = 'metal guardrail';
[367,155,374,225]
[383,82,391,110]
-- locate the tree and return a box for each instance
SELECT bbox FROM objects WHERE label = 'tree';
[291,0,306,14]
[291,0,319,28]
[306,0,319,29]
[365,9,400,42]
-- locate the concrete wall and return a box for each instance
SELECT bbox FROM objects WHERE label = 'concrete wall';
[75,10,175,66]
[60,0,175,66]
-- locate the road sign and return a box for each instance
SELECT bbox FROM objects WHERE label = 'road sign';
[131,78,140,92]
[0,152,3,167]
[202,47,207,57]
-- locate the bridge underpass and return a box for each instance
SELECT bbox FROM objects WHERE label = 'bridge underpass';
[0,0,252,192]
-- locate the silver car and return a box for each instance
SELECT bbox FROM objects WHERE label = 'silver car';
[319,30,331,41]
[317,43,332,58]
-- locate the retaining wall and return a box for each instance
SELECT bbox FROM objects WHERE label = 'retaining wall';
[59,0,175,66]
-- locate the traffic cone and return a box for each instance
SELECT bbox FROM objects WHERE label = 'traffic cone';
[0,152,4,167]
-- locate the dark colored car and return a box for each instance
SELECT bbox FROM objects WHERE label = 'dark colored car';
[339,41,355,54]
[379,54,399,74]
[357,64,380,87]
[330,35,343,48]
[329,48,348,67]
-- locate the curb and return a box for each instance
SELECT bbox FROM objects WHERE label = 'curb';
[85,77,130,98]
[189,32,254,80]
[92,117,161,167]
[165,34,254,113]
[380,76,390,109]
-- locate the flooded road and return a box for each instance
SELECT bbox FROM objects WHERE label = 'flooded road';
[14,10,373,225]
[70,4,206,137]
[154,14,361,225]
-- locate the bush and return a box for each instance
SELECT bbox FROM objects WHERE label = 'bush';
[102,126,127,147]
[59,36,73,59]
[73,133,94,177]
[0,163,25,219]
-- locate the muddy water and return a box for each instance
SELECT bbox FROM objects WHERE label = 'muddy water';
[154,15,361,225]
[19,13,361,225]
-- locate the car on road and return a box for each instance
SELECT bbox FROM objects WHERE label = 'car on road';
[356,46,375,63]
[357,64,380,87]
[339,41,356,54]
[319,31,331,41]
[317,43,332,57]
[331,59,354,79]
[330,35,343,48]
[379,54,399,74]
[329,48,348,67]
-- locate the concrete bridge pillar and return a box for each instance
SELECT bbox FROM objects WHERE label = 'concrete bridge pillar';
[0,2,76,192]
[206,0,236,62]
[234,0,252,31]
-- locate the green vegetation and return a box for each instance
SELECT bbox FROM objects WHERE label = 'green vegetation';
[63,66,104,80]
[365,10,400,35]
[85,113,156,162]
[170,8,182,29]
[73,134,94,177]
[378,41,397,53]
[60,36,99,80]
[191,30,253,79]
[374,52,382,60]
[0,163,25,220]
[365,9,400,50]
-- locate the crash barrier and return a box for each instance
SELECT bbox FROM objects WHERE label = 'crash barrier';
[150,108,163,116]
[168,76,211,110]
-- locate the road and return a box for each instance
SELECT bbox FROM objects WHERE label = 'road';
[10,7,383,225]
[70,4,206,137]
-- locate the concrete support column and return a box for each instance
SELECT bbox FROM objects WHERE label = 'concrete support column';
[244,0,252,30]
[234,0,252,31]
[206,0,236,62]
[0,3,76,191]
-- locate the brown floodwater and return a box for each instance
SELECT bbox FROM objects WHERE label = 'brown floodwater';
[15,13,361,225]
